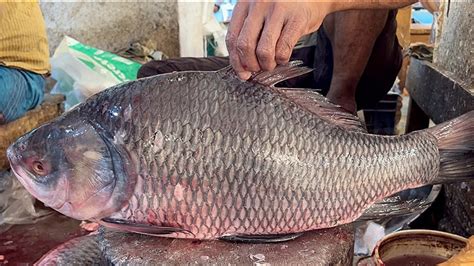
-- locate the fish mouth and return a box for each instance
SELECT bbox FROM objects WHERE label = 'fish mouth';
[7,144,20,168]
[7,145,34,182]
[9,160,35,191]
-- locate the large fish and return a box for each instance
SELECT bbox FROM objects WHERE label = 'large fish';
[7,62,474,242]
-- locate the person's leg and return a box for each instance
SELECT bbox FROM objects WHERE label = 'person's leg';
[354,10,403,110]
[321,9,401,113]
[0,66,45,124]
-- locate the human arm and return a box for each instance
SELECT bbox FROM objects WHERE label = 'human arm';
[226,0,418,80]
[419,0,440,13]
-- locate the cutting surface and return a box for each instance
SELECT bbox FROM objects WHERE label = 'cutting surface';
[100,225,354,265]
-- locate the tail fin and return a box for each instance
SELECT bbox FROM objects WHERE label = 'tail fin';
[428,111,474,183]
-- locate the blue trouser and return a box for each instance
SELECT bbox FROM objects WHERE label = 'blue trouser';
[0,65,45,124]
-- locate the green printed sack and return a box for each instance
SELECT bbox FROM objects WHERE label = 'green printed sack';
[50,36,142,109]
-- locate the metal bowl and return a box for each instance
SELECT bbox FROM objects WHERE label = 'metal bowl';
[373,229,467,265]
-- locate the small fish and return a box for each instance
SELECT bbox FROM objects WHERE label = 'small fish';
[7,62,474,242]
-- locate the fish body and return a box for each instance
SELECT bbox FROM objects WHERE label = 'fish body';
[7,63,474,241]
[35,233,101,266]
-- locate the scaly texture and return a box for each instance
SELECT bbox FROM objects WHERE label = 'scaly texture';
[35,233,101,265]
[77,71,439,239]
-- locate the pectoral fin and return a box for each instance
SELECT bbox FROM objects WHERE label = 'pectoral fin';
[219,232,303,243]
[100,218,191,237]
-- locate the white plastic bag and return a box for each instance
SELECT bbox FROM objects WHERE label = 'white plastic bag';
[50,36,142,110]
[202,1,229,57]
[0,171,51,233]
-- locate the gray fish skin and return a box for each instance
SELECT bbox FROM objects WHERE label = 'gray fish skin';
[100,71,438,238]
[35,233,101,266]
[7,65,473,240]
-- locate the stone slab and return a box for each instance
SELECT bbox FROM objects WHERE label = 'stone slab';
[434,1,473,87]
[99,226,354,265]
[406,58,474,124]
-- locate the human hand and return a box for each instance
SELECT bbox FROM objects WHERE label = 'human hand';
[226,1,333,80]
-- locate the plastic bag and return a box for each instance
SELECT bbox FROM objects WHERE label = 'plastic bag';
[0,171,51,233]
[354,185,441,257]
[202,2,228,57]
[50,36,142,110]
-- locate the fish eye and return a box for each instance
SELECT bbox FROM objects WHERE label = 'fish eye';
[32,160,47,176]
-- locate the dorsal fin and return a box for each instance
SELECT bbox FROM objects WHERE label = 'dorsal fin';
[276,88,367,132]
[216,61,313,87]
[249,61,313,87]
[215,61,364,132]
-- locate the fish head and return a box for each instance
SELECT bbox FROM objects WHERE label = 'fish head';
[7,117,131,221]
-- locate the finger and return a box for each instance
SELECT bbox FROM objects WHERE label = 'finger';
[226,2,249,75]
[235,4,266,72]
[256,8,285,71]
[229,41,252,80]
[275,18,306,65]
[229,47,251,80]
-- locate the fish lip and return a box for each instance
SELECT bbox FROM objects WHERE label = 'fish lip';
[6,144,19,166]
[7,145,33,181]
[9,163,23,182]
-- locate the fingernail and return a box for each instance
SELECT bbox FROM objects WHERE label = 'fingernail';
[238,72,252,81]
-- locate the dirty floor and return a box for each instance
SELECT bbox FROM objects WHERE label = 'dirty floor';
[0,210,88,264]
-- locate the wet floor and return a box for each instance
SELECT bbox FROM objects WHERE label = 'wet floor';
[0,211,88,264]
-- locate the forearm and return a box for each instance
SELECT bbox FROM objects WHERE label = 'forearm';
[327,0,418,13]
[226,0,420,79]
